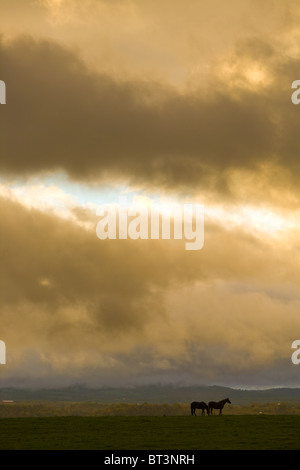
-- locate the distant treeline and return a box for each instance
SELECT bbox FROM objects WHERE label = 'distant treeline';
[2,385,300,404]
[1,401,300,418]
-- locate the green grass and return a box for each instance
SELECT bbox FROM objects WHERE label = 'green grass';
[0,415,299,450]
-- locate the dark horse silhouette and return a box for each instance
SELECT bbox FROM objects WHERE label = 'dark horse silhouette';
[190,401,209,416]
[208,398,231,415]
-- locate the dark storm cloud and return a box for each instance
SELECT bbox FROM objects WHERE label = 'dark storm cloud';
[0,194,164,333]
[1,192,299,386]
[1,35,295,197]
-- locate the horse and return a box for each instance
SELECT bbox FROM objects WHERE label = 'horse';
[190,401,209,416]
[208,398,231,415]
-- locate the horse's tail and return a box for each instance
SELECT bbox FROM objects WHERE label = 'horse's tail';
[190,403,194,415]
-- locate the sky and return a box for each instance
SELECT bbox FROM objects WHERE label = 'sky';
[1,0,300,389]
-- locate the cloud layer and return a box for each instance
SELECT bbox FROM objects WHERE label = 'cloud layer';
[1,190,299,387]
[1,32,300,202]
[1,0,300,388]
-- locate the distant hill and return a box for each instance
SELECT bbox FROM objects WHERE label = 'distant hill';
[1,384,300,404]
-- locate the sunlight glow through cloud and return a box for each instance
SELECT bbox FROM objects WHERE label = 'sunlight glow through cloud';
[1,179,298,240]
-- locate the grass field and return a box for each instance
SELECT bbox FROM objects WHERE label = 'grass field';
[0,415,299,450]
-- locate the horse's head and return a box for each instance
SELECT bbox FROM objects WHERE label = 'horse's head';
[226,398,231,404]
